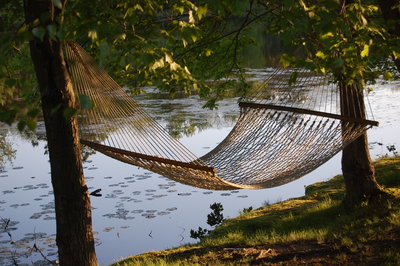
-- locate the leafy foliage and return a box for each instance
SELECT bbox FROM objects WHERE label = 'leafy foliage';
[207,202,224,226]
[267,0,399,85]
[190,202,225,239]
[1,0,399,128]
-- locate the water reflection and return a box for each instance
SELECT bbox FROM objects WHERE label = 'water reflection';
[0,130,16,168]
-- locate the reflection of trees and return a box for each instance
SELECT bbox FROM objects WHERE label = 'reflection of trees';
[166,117,213,139]
[136,91,241,139]
[0,131,16,168]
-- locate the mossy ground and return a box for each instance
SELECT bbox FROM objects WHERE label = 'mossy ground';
[114,156,400,265]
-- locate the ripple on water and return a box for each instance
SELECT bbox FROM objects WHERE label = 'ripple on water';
[177,193,191,196]
[157,211,170,216]
[152,194,167,198]
[141,214,156,219]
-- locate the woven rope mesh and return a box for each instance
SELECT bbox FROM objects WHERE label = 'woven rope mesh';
[64,42,377,190]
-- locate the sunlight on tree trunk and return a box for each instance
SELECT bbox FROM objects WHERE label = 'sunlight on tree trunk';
[340,81,382,203]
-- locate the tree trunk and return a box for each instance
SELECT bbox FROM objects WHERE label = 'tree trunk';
[24,0,98,265]
[340,81,382,203]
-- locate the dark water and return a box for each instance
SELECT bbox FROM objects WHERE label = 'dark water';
[0,72,399,265]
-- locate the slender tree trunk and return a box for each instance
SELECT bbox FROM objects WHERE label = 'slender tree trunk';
[24,0,97,265]
[340,82,382,203]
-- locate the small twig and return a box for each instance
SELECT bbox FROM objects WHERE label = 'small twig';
[31,229,57,265]
[178,226,185,242]
[11,249,19,266]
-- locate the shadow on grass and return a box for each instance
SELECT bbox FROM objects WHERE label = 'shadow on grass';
[114,156,400,265]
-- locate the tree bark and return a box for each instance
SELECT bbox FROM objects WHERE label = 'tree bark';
[340,82,382,203]
[24,0,97,265]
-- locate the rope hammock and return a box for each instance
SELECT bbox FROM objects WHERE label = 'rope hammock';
[64,42,378,190]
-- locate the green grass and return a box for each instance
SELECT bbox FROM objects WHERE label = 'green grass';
[114,156,400,265]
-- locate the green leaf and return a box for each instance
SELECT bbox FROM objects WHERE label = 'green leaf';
[78,94,93,110]
[63,107,76,120]
[288,72,298,86]
[88,30,98,41]
[331,58,344,69]
[383,72,393,80]
[53,0,62,9]
[47,24,57,40]
[32,27,46,41]
[26,119,37,131]
[315,51,327,59]
[197,4,208,20]
[202,99,218,110]
[5,78,17,87]
[320,32,334,39]
[27,108,40,118]
[280,53,297,68]
[0,110,17,125]
[17,120,26,131]
[360,44,369,57]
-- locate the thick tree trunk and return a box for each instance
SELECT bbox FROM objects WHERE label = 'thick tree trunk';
[24,0,97,265]
[340,82,382,203]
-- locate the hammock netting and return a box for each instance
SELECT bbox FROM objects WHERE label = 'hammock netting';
[64,42,378,190]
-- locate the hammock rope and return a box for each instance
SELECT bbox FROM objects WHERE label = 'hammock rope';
[64,42,378,190]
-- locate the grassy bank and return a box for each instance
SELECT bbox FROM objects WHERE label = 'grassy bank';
[114,156,400,265]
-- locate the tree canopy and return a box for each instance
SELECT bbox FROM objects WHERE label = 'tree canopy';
[1,0,399,128]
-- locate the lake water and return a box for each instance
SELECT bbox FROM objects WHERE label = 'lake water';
[0,72,399,265]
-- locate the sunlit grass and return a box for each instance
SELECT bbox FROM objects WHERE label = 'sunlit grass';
[114,156,400,265]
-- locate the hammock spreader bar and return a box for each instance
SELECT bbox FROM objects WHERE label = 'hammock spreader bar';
[80,139,217,174]
[239,102,379,127]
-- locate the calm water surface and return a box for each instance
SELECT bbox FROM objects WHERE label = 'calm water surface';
[0,72,399,265]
